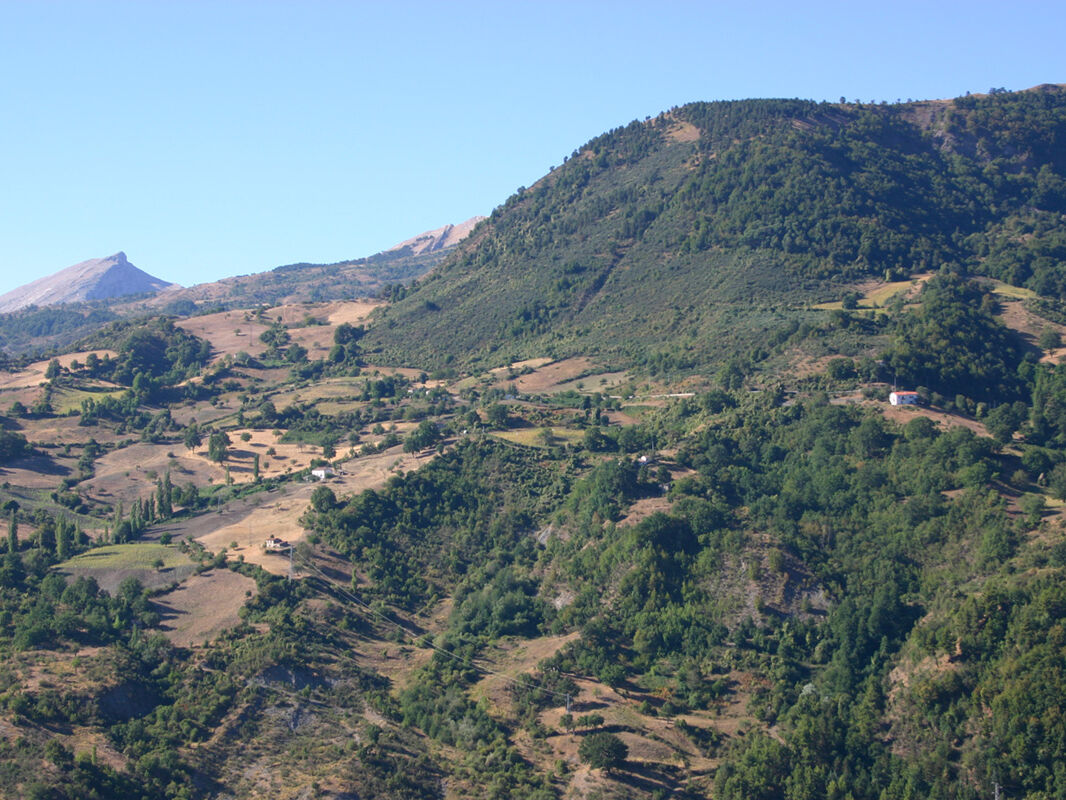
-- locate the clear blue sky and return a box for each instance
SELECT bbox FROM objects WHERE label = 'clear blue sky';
[1,0,1062,296]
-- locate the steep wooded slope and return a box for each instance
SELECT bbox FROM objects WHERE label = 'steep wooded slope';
[367,86,1066,371]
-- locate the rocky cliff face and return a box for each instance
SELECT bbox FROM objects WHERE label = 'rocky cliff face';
[0,252,174,313]
[385,216,486,256]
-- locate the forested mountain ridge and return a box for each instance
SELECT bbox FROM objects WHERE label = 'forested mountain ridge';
[367,85,1066,372]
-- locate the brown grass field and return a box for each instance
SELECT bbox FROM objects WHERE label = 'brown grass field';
[462,627,756,797]
[494,358,596,394]
[12,412,127,448]
[60,542,198,594]
[174,299,371,366]
[0,452,79,490]
[553,371,630,395]
[191,444,438,574]
[830,393,993,437]
[175,310,271,364]
[190,428,326,483]
[0,351,118,391]
[492,427,585,448]
[84,441,227,507]
[153,568,257,647]
[264,377,365,412]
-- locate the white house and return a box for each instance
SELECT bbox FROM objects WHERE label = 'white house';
[311,467,336,481]
[889,391,920,406]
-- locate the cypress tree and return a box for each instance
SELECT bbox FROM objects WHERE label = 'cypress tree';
[56,518,73,560]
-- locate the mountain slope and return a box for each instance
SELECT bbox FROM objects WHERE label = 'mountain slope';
[0,219,483,357]
[366,86,1066,372]
[385,216,486,255]
[136,216,486,312]
[0,252,173,313]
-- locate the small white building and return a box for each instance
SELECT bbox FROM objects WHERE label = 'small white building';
[311,467,336,481]
[889,391,920,406]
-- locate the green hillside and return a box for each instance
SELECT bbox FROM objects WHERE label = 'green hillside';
[367,86,1066,372]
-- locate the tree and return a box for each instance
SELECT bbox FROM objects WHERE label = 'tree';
[578,732,628,773]
[157,472,173,518]
[321,435,337,459]
[208,431,231,463]
[44,358,61,380]
[485,403,509,429]
[55,518,73,561]
[1040,327,1062,351]
[1049,463,1066,501]
[311,485,337,513]
[404,420,441,453]
[183,424,203,451]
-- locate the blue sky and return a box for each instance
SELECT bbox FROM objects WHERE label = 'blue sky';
[0,0,1063,296]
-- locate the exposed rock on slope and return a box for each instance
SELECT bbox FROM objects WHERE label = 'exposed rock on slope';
[0,252,173,313]
[386,216,486,255]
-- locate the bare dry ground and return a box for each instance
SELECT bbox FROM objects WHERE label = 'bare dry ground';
[153,568,257,647]
[829,392,993,437]
[197,485,316,574]
[264,377,364,413]
[788,351,846,381]
[167,394,242,428]
[175,311,271,364]
[666,119,700,143]
[84,442,226,507]
[535,675,723,797]
[472,632,580,710]
[9,415,126,448]
[60,542,198,594]
[0,383,44,415]
[553,371,630,395]
[497,358,598,394]
[998,298,1064,345]
[464,629,757,797]
[190,428,326,483]
[260,300,378,327]
[332,442,436,492]
[325,300,382,325]
[188,445,437,574]
[278,301,379,358]
[879,401,991,437]
[616,495,675,527]
[0,452,78,490]
[0,351,117,391]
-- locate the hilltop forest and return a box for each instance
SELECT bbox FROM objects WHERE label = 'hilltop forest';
[368,85,1066,374]
[0,86,1065,799]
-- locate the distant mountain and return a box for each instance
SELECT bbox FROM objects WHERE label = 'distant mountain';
[136,216,486,312]
[0,219,486,357]
[0,252,173,314]
[366,85,1066,372]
